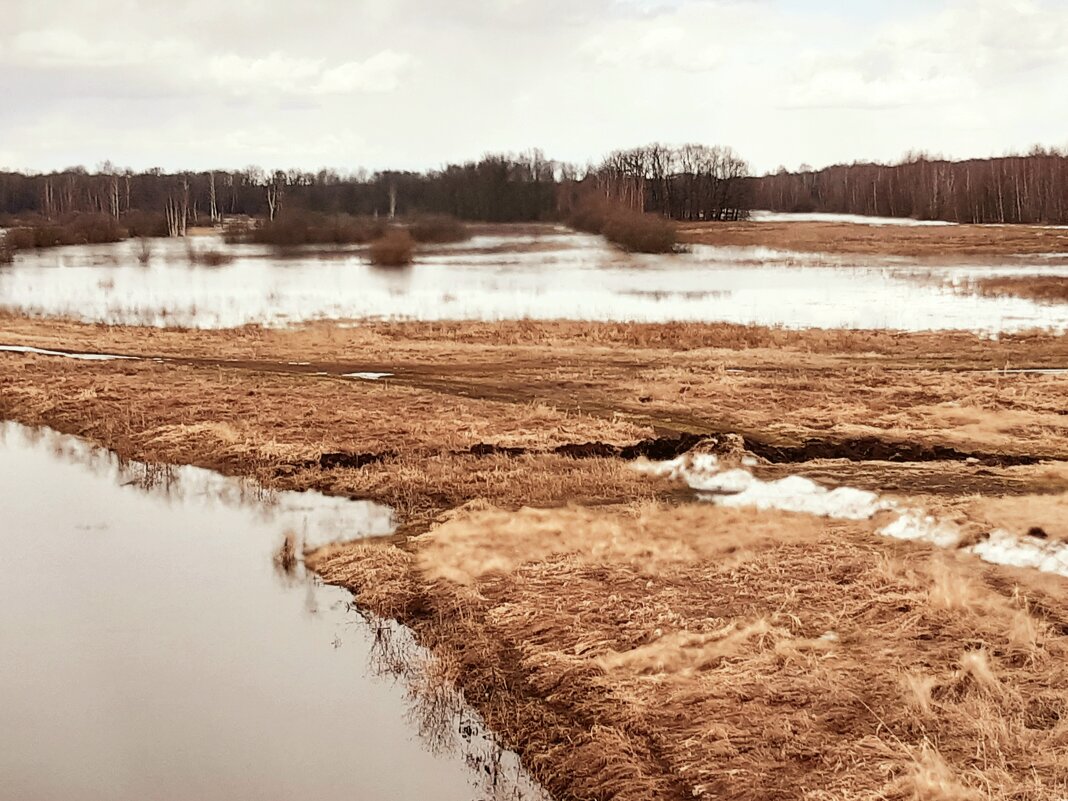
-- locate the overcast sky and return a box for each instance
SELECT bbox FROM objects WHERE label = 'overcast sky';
[2,0,1066,175]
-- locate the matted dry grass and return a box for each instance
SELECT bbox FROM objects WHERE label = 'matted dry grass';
[310,503,1068,801]
[974,276,1068,305]
[2,315,1067,464]
[679,220,1068,258]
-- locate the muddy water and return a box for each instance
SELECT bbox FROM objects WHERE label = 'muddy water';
[0,423,547,801]
[1,228,1066,331]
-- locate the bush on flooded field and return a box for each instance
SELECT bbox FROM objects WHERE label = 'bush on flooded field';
[0,234,13,264]
[122,210,170,238]
[369,227,415,266]
[244,210,386,246]
[406,214,470,244]
[567,197,677,254]
[3,213,127,249]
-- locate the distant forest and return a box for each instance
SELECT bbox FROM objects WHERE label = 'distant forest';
[748,148,1068,224]
[0,145,752,233]
[4,147,1068,230]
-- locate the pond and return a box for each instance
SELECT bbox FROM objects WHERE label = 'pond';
[0,422,547,801]
[0,227,1066,332]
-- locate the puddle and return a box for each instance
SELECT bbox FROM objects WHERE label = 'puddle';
[0,229,1065,332]
[345,371,393,381]
[0,423,548,801]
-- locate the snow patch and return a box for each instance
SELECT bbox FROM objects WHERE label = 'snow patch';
[968,530,1068,577]
[0,344,135,362]
[638,453,1068,581]
[344,371,393,381]
[878,510,961,548]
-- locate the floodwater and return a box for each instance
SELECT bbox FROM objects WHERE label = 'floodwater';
[1,228,1066,332]
[0,423,547,801]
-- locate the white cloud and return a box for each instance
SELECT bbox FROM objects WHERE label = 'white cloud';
[13,29,185,68]
[1,0,1067,173]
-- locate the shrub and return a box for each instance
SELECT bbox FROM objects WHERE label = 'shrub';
[246,210,386,246]
[407,214,470,244]
[185,241,235,266]
[0,234,13,264]
[601,212,677,254]
[369,227,415,266]
[122,210,170,238]
[2,213,127,249]
[567,197,677,254]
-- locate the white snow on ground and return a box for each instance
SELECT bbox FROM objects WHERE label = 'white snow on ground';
[878,510,961,548]
[0,344,134,361]
[748,211,957,226]
[343,371,393,380]
[637,453,1068,579]
[970,530,1068,576]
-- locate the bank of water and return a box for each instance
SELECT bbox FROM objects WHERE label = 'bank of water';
[0,422,547,801]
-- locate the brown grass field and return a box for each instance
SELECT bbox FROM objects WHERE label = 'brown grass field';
[973,276,1068,304]
[2,309,1068,798]
[680,220,1068,258]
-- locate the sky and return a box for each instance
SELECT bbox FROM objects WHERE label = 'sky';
[1,0,1066,176]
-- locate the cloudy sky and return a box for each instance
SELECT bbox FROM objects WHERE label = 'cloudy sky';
[2,0,1066,175]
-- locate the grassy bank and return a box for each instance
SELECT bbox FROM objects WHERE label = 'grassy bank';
[309,502,1068,800]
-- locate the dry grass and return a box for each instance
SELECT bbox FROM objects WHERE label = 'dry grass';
[311,502,1068,801]
[974,276,1068,304]
[3,312,1068,798]
[679,219,1068,258]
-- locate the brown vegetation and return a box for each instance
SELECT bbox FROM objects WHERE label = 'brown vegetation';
[3,213,127,249]
[185,241,235,266]
[310,502,1068,800]
[3,314,1068,799]
[973,275,1068,304]
[569,196,677,253]
[240,210,386,246]
[679,219,1068,257]
[368,227,415,266]
[406,214,470,244]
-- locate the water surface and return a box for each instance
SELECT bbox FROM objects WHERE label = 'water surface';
[0,423,545,801]
[1,228,1065,331]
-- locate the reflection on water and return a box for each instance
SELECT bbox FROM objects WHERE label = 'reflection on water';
[1,228,1066,332]
[0,423,547,801]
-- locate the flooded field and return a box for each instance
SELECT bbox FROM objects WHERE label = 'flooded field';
[0,423,546,801]
[1,227,1066,331]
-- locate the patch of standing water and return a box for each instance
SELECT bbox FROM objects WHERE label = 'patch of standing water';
[0,229,1065,332]
[0,423,549,801]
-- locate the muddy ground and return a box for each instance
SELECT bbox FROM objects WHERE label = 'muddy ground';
[680,219,1068,258]
[3,314,1068,799]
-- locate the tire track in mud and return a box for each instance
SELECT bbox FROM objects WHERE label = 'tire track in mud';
[2,344,1062,468]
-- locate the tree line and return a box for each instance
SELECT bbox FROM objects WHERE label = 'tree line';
[748,148,1068,224]
[0,144,753,236]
